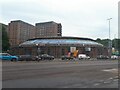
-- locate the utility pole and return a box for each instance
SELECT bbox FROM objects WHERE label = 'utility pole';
[107,18,112,58]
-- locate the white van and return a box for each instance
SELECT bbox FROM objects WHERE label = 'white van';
[78,54,90,60]
[111,55,118,59]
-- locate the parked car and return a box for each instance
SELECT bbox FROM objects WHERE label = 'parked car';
[0,53,18,61]
[61,55,74,60]
[39,54,54,60]
[18,55,37,61]
[78,54,90,60]
[111,55,118,59]
[97,55,109,59]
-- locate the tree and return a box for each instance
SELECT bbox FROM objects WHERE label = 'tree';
[96,38,120,55]
[118,39,120,55]
[112,39,120,55]
[96,38,109,47]
[2,24,10,52]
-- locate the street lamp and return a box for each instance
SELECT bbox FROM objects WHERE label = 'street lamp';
[107,18,112,39]
[107,18,112,58]
[36,44,39,56]
[36,44,41,56]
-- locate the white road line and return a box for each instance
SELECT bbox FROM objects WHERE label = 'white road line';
[93,83,100,86]
[103,81,111,84]
[102,69,118,72]
[108,77,113,80]
[102,68,118,73]
[114,76,118,79]
[99,80,104,82]
[113,79,118,82]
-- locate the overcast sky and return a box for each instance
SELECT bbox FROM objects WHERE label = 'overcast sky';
[0,0,119,40]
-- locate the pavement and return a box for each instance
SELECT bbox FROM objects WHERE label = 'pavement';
[2,59,119,88]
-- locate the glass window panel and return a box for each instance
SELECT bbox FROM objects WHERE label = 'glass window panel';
[20,39,103,46]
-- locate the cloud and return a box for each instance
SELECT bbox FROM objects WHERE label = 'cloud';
[0,0,119,39]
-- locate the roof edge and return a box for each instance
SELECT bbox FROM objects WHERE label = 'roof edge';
[28,36,95,41]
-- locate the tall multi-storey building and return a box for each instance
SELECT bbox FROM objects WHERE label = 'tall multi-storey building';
[35,21,62,38]
[8,20,35,46]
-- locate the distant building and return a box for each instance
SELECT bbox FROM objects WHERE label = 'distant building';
[8,20,35,46]
[10,37,108,58]
[8,20,62,46]
[35,21,62,38]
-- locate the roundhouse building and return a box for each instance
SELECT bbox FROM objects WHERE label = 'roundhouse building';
[10,37,108,58]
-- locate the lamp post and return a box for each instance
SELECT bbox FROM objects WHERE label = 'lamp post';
[36,44,41,56]
[36,44,38,56]
[107,18,112,58]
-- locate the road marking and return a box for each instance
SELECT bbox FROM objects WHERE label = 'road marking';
[113,79,118,82]
[99,80,104,82]
[114,76,118,79]
[102,68,118,73]
[66,62,69,64]
[103,81,111,84]
[75,62,78,64]
[102,69,117,72]
[108,77,113,80]
[93,83,100,86]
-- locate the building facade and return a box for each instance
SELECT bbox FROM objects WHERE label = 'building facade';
[10,37,108,58]
[8,20,35,46]
[8,20,62,46]
[35,21,62,38]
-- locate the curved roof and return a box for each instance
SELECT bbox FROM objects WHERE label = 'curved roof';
[19,37,103,47]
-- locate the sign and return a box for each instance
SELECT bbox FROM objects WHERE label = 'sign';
[85,47,91,51]
[70,47,76,53]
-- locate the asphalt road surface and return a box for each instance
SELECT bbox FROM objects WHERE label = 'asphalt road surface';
[2,59,119,88]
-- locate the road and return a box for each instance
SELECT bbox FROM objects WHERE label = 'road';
[2,59,119,88]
